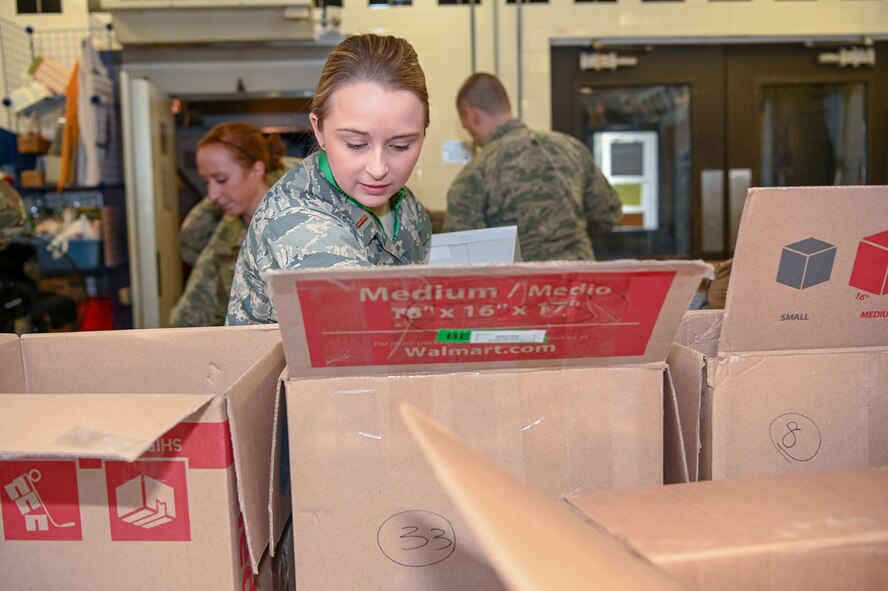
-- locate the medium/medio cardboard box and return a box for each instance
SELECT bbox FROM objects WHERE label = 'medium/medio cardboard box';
[668,186,888,482]
[268,259,711,590]
[0,326,287,590]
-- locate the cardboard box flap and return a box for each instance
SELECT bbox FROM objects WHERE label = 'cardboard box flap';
[666,344,706,482]
[662,368,690,484]
[0,333,19,348]
[268,260,712,377]
[399,403,684,591]
[226,343,287,574]
[18,325,282,394]
[266,370,291,559]
[673,310,721,357]
[0,334,23,392]
[566,468,888,578]
[0,393,214,461]
[720,186,888,353]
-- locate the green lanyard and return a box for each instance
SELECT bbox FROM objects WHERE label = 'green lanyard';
[318,151,404,239]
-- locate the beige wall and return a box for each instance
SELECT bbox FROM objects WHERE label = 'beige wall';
[336,0,887,210]
[2,0,886,210]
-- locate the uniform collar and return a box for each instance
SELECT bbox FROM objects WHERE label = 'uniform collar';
[317,150,406,247]
[486,118,527,144]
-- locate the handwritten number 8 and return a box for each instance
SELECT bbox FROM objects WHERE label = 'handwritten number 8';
[400,525,454,551]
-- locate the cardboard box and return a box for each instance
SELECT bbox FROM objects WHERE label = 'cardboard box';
[569,468,888,591]
[268,259,711,590]
[0,326,287,590]
[400,403,888,591]
[16,134,51,155]
[668,186,888,482]
[19,169,45,188]
[256,518,296,591]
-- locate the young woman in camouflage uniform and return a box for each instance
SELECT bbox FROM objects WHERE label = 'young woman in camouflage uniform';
[170,122,285,326]
[226,34,433,325]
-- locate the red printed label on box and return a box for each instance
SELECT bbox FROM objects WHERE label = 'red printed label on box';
[105,460,190,541]
[0,461,82,541]
[140,421,233,469]
[297,270,675,367]
[849,229,888,296]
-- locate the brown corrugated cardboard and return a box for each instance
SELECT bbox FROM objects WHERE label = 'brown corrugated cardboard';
[667,309,723,481]
[0,326,286,590]
[668,186,888,481]
[402,403,888,591]
[400,403,685,591]
[270,260,711,590]
[569,468,888,591]
[256,518,296,591]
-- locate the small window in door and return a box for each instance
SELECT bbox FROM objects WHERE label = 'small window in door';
[369,0,412,6]
[760,83,867,186]
[17,0,62,13]
[579,84,693,258]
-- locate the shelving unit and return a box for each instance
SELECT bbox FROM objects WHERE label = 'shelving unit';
[1,17,130,331]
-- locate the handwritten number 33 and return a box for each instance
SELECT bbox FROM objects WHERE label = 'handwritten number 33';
[400,526,454,551]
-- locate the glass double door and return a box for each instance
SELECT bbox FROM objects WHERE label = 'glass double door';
[551,42,887,260]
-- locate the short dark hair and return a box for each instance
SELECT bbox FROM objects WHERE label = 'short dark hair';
[456,73,511,116]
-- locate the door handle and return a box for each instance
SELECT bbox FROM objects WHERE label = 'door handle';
[728,168,751,252]
[701,169,724,254]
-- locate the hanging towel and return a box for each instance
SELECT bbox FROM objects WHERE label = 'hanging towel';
[58,60,81,192]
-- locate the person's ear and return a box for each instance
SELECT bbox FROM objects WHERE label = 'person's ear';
[250,160,266,181]
[464,106,482,128]
[309,113,324,150]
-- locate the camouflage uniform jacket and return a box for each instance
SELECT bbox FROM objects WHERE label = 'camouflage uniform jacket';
[226,152,432,325]
[445,119,621,261]
[170,197,246,327]
[0,180,27,253]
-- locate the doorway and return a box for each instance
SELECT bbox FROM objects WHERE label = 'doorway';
[551,41,887,260]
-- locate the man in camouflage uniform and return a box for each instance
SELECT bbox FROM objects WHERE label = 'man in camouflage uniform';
[0,179,27,253]
[445,73,621,261]
[226,151,431,325]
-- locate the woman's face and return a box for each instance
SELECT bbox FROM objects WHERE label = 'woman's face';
[196,143,265,218]
[310,82,426,214]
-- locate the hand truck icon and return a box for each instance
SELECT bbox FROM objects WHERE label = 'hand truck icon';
[4,469,76,532]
